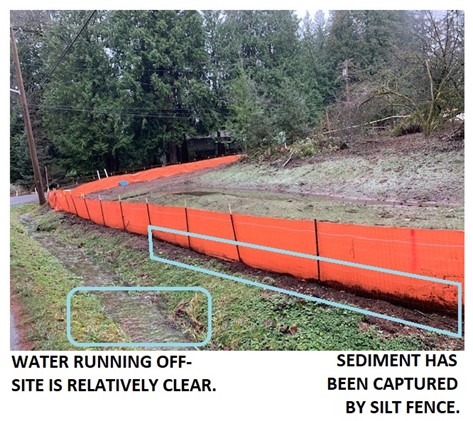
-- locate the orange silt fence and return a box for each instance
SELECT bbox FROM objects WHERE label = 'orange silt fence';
[84,199,105,225]
[71,155,242,197]
[58,191,69,212]
[148,204,189,248]
[64,191,77,215]
[121,201,149,235]
[47,156,464,311]
[317,222,464,309]
[48,191,57,208]
[50,191,68,212]
[101,200,124,230]
[232,213,318,280]
[186,208,239,261]
[73,196,90,220]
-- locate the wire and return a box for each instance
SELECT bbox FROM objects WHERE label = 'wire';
[30,104,198,119]
[29,103,233,118]
[21,62,212,75]
[31,103,193,113]
[28,10,97,99]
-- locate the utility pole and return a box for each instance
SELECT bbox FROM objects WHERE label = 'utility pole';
[10,27,46,205]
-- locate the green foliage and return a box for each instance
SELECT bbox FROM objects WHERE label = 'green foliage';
[10,11,54,187]
[325,10,464,136]
[326,11,410,80]
[10,9,465,184]
[288,133,349,158]
[42,11,133,174]
[226,66,269,149]
[10,106,33,187]
[222,10,314,147]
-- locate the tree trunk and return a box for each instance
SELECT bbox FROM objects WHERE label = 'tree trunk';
[168,142,178,164]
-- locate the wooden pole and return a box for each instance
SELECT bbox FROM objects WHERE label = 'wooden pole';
[228,204,241,262]
[145,198,152,227]
[10,27,46,205]
[325,108,332,133]
[99,195,106,226]
[343,59,350,103]
[70,192,79,215]
[119,195,127,231]
[82,194,92,220]
[45,165,50,193]
[314,219,321,282]
[184,200,191,249]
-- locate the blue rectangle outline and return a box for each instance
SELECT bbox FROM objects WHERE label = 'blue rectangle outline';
[148,225,462,339]
[66,286,212,347]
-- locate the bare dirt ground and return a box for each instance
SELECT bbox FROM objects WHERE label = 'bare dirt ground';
[90,132,464,230]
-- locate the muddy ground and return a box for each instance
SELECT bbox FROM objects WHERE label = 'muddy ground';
[89,132,464,230]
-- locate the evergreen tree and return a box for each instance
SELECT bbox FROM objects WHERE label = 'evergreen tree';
[41,10,132,176]
[10,8,464,186]
[103,10,214,164]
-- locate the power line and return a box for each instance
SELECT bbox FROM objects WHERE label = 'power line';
[28,10,97,99]
[21,62,212,74]
[31,103,194,113]
[29,103,232,117]
[29,104,199,119]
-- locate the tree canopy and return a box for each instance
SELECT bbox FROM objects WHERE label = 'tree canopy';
[10,10,464,187]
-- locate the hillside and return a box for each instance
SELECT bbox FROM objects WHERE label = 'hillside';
[91,132,464,230]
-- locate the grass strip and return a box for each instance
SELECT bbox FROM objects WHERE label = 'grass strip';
[10,204,130,349]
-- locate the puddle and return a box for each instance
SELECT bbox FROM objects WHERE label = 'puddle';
[172,190,218,197]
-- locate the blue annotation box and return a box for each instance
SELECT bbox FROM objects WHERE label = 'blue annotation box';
[148,225,462,339]
[66,286,212,348]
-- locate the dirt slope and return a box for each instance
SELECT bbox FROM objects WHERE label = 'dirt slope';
[90,132,464,230]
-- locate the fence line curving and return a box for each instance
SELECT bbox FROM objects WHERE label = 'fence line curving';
[48,156,464,312]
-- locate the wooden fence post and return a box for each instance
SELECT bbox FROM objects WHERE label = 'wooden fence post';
[119,195,127,231]
[184,200,191,249]
[99,195,106,226]
[64,193,72,214]
[314,219,321,282]
[146,198,152,227]
[70,192,79,215]
[82,194,92,220]
[228,204,241,262]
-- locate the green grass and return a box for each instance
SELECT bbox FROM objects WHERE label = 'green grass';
[27,208,435,351]
[10,204,130,349]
